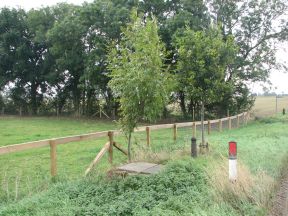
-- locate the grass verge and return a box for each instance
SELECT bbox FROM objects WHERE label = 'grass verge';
[0,115,288,215]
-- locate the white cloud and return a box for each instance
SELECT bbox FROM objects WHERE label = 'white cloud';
[0,0,92,10]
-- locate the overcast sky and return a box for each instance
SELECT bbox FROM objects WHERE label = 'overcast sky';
[0,0,92,10]
[0,0,287,94]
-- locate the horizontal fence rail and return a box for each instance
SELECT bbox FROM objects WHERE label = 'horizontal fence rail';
[0,112,250,176]
[0,130,121,155]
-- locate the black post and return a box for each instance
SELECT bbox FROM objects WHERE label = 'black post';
[191,137,197,158]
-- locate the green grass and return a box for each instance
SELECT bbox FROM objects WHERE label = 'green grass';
[0,116,123,202]
[0,115,288,215]
[213,115,288,177]
[0,116,116,146]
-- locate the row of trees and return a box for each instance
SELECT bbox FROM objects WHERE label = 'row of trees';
[0,0,287,118]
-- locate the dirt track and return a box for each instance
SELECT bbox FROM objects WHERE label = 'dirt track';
[270,174,288,216]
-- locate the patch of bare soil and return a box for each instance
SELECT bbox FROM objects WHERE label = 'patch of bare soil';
[270,174,288,216]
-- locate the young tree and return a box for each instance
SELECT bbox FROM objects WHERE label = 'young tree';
[107,12,171,160]
[175,27,237,152]
[139,0,211,116]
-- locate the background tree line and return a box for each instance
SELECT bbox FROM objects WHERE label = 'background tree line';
[0,0,287,119]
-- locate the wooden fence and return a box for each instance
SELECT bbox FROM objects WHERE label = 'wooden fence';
[0,112,250,176]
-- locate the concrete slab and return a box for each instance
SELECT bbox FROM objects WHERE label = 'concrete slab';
[141,165,163,174]
[116,162,163,174]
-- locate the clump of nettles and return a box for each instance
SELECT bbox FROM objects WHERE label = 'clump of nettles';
[0,160,209,216]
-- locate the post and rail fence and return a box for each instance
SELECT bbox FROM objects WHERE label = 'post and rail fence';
[0,112,250,177]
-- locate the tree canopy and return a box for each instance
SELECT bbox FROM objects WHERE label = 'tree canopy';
[175,27,237,107]
[0,0,286,117]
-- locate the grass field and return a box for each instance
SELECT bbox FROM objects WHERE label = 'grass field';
[0,115,287,215]
[0,117,122,202]
[252,96,288,117]
[0,115,205,202]
[0,117,116,146]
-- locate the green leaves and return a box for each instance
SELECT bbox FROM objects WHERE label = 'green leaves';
[1,0,286,116]
[175,26,238,105]
[108,13,171,134]
[0,159,208,216]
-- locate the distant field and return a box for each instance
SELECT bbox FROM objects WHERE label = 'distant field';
[252,96,288,117]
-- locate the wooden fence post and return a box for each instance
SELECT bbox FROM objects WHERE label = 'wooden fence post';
[19,107,22,116]
[219,119,222,132]
[173,124,177,141]
[146,127,150,147]
[237,115,240,128]
[228,117,232,130]
[192,122,196,137]
[108,131,113,164]
[49,140,57,177]
[245,112,248,125]
[208,120,211,135]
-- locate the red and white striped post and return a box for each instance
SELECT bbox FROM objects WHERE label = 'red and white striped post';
[229,141,237,181]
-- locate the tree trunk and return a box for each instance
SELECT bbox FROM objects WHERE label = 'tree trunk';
[73,92,80,117]
[128,132,132,162]
[105,89,114,116]
[56,103,59,117]
[72,77,81,117]
[30,82,38,115]
[58,97,66,115]
[19,106,22,116]
[86,89,94,116]
[114,101,120,119]
[81,90,86,116]
[179,91,187,116]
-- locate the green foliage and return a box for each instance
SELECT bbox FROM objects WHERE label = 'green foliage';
[0,8,26,89]
[0,159,210,216]
[0,7,56,114]
[108,13,171,134]
[1,0,287,117]
[47,4,86,115]
[209,0,288,115]
[79,0,136,116]
[175,26,237,106]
